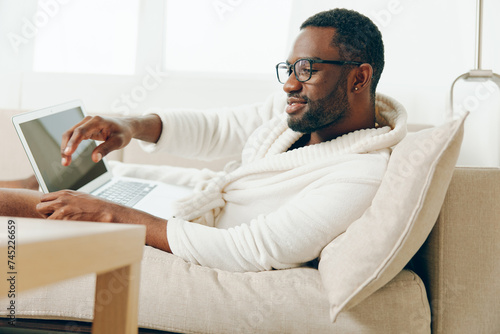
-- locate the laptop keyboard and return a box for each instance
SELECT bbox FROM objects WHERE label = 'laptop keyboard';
[96,180,157,207]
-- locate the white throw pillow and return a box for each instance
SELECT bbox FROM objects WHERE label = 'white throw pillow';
[319,112,467,322]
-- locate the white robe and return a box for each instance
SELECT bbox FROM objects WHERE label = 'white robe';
[111,93,407,272]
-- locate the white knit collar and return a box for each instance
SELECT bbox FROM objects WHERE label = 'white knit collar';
[243,93,407,168]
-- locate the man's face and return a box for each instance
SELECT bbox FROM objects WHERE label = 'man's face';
[283,27,351,134]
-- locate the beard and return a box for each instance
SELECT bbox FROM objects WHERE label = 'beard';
[287,72,350,134]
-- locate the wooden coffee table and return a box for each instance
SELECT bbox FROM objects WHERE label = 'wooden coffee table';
[0,217,146,334]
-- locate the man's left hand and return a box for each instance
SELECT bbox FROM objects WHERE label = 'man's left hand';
[35,190,172,253]
[36,190,119,222]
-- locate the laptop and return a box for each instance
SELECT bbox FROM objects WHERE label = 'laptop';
[12,100,193,219]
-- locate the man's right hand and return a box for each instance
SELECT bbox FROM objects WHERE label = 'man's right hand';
[61,114,162,166]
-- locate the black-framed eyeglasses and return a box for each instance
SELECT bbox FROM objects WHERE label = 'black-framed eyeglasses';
[275,58,364,84]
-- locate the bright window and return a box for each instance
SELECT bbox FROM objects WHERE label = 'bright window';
[33,0,140,75]
[163,0,292,75]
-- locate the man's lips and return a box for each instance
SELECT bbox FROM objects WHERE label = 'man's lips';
[286,97,307,114]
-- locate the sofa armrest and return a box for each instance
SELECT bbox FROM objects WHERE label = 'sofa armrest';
[413,167,500,334]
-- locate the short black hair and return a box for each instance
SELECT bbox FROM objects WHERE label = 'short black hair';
[300,8,384,100]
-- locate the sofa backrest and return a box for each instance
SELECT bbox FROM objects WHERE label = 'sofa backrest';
[412,167,500,334]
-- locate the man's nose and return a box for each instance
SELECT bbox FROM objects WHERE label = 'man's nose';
[283,74,302,93]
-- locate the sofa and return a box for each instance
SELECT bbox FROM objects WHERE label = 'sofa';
[0,108,499,334]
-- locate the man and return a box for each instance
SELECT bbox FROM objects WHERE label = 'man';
[0,9,407,271]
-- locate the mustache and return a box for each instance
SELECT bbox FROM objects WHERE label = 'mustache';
[287,94,309,102]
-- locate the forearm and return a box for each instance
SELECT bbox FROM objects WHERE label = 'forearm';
[127,114,163,144]
[111,205,171,253]
[141,216,171,253]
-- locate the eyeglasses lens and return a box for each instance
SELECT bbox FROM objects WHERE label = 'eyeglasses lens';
[277,63,290,84]
[295,59,311,82]
[277,59,313,84]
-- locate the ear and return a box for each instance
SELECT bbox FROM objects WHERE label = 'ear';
[351,63,373,93]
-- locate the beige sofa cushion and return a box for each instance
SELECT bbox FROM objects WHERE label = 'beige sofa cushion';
[319,113,466,322]
[3,246,430,333]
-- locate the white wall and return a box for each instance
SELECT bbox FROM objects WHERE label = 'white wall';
[0,0,283,113]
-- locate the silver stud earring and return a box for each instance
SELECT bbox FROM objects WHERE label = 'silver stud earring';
[354,87,359,91]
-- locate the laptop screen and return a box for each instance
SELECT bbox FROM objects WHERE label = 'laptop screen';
[19,106,107,192]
